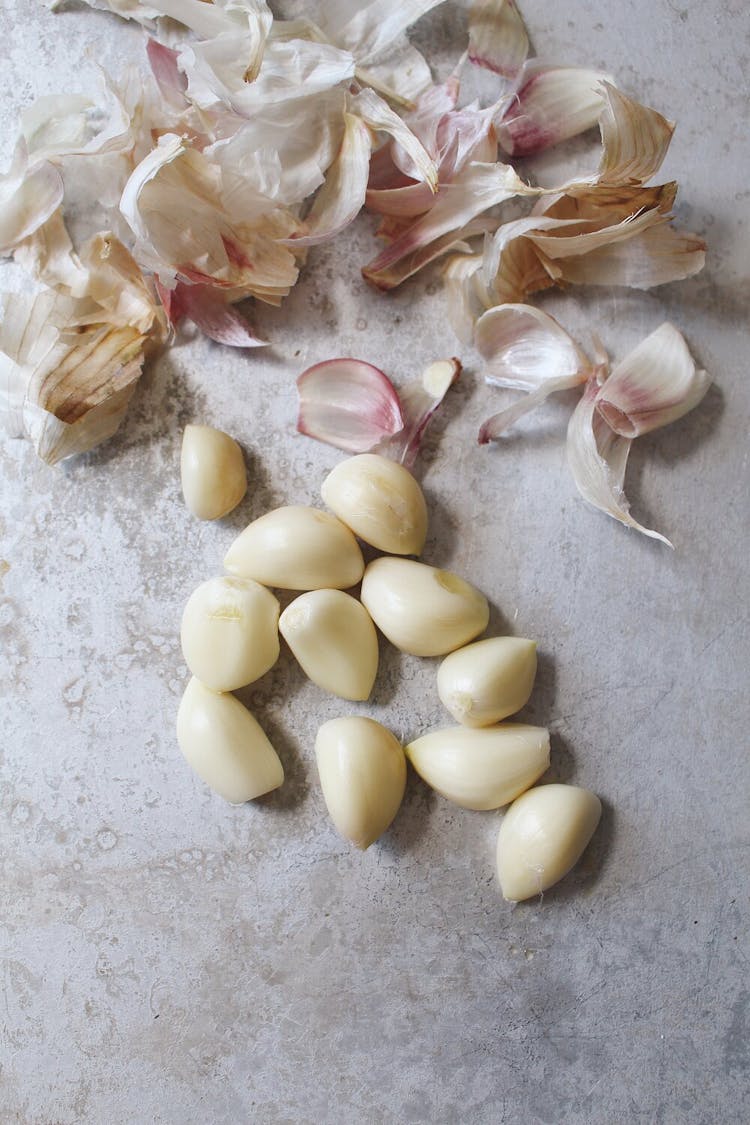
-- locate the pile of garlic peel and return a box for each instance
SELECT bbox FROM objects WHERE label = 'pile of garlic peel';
[176,445,602,903]
[1,0,705,497]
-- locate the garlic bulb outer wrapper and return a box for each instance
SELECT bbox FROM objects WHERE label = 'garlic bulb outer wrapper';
[496,784,602,901]
[437,636,537,727]
[360,557,489,656]
[224,505,364,590]
[321,453,428,555]
[279,589,378,701]
[181,424,247,520]
[176,678,284,804]
[405,723,549,810]
[180,575,280,692]
[315,716,407,849]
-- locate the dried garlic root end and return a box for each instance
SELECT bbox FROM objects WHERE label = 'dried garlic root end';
[315,716,406,849]
[181,424,247,520]
[437,636,537,727]
[176,677,284,804]
[496,784,602,902]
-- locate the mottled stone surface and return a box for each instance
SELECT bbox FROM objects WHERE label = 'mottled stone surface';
[1,2,748,1123]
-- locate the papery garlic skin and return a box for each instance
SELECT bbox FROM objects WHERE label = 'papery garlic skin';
[224,505,364,590]
[315,717,406,849]
[180,575,280,692]
[496,784,602,902]
[176,677,284,804]
[321,453,428,555]
[405,723,549,810]
[181,424,247,520]
[279,589,378,701]
[437,637,537,727]
[361,557,489,656]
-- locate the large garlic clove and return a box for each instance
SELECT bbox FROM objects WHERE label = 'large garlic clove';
[176,677,284,804]
[437,636,537,727]
[181,424,247,520]
[321,453,428,555]
[496,784,602,902]
[224,505,364,590]
[279,589,378,701]
[180,575,280,693]
[405,723,549,810]
[315,716,406,849]
[360,557,489,656]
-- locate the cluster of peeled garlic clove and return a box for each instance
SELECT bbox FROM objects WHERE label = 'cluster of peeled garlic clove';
[176,443,601,902]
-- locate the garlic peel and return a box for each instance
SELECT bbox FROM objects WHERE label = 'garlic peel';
[598,82,675,186]
[595,322,710,438]
[296,358,404,454]
[279,589,378,701]
[180,575,279,692]
[496,784,601,901]
[321,453,428,555]
[567,378,672,547]
[0,142,64,254]
[224,505,365,590]
[377,357,462,468]
[406,723,549,810]
[361,557,489,657]
[176,677,284,804]
[437,637,537,727]
[468,0,529,81]
[497,64,614,157]
[315,716,406,849]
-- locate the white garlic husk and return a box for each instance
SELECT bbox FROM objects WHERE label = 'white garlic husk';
[315,716,406,849]
[405,723,549,810]
[181,424,247,520]
[496,784,602,902]
[437,637,537,727]
[279,589,378,701]
[224,505,364,590]
[360,557,489,656]
[321,453,428,555]
[176,677,284,804]
[180,575,280,692]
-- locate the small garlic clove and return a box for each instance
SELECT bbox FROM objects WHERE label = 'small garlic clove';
[224,505,364,591]
[321,453,428,555]
[405,723,549,810]
[360,557,489,656]
[181,424,247,520]
[279,589,378,701]
[496,784,602,902]
[176,677,284,804]
[437,636,537,727]
[315,716,406,849]
[180,575,280,693]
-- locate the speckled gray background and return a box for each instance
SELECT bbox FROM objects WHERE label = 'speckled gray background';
[1,2,748,1123]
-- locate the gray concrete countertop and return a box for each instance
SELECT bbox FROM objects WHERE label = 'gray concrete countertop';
[1,2,748,1122]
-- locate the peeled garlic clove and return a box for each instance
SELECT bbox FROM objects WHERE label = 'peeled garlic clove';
[180,424,247,520]
[224,505,364,590]
[180,575,280,692]
[360,557,489,656]
[321,453,428,555]
[405,723,549,810]
[496,784,602,902]
[437,636,537,727]
[279,589,378,701]
[315,716,406,849]
[176,677,284,804]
